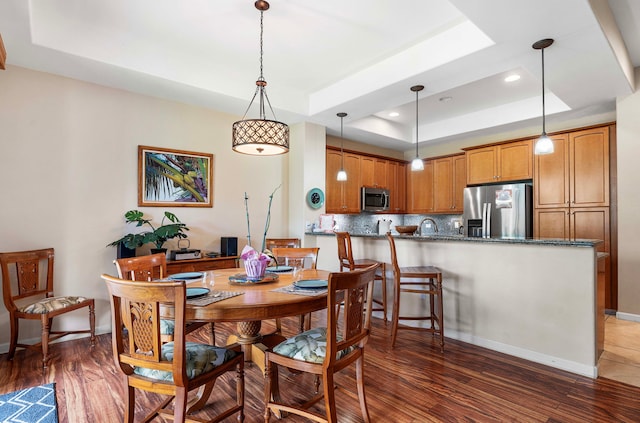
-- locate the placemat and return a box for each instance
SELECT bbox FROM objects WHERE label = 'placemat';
[187,290,244,306]
[272,284,327,296]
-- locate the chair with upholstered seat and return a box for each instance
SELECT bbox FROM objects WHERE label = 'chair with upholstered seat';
[115,253,216,345]
[335,231,387,322]
[265,238,301,266]
[386,232,444,351]
[0,248,95,367]
[264,263,379,423]
[101,274,244,423]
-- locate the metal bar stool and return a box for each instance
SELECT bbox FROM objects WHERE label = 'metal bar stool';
[335,231,387,322]
[386,232,444,351]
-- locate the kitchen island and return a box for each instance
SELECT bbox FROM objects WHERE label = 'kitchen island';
[305,232,604,378]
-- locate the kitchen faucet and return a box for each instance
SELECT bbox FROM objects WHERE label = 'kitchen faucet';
[419,217,439,235]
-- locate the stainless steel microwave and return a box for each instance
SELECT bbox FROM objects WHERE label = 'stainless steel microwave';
[361,187,390,212]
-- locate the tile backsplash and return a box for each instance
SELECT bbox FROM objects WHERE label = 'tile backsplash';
[329,213,463,236]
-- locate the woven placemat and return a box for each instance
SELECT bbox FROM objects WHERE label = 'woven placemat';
[187,290,243,306]
[271,284,327,296]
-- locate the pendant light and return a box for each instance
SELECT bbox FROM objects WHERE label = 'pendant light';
[533,38,554,155]
[410,85,425,171]
[232,0,289,155]
[336,112,348,181]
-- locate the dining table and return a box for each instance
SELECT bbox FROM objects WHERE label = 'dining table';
[162,267,331,375]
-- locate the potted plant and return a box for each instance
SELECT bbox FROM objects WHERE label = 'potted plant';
[108,210,189,255]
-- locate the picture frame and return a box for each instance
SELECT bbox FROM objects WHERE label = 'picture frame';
[138,145,214,207]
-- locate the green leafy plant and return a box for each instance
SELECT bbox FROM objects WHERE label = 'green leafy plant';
[108,210,189,250]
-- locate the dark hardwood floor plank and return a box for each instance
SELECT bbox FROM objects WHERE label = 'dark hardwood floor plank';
[2,315,640,422]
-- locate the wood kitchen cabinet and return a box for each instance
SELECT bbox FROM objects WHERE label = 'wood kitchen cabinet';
[406,160,434,213]
[534,207,609,253]
[387,161,406,213]
[361,156,388,188]
[535,127,609,208]
[326,149,361,213]
[433,154,466,213]
[465,139,533,185]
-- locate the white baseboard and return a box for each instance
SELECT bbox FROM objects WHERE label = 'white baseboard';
[616,311,640,323]
[0,325,111,355]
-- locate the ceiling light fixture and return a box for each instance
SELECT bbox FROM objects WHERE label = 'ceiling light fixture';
[336,112,348,181]
[504,74,521,83]
[232,0,289,156]
[533,38,554,155]
[389,112,400,117]
[410,85,425,171]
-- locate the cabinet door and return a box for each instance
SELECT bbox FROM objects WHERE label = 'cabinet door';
[342,153,362,213]
[374,158,388,188]
[452,155,466,212]
[466,147,496,185]
[387,161,406,213]
[570,127,609,207]
[571,207,610,253]
[325,150,344,213]
[534,134,569,208]
[360,156,375,187]
[534,208,570,239]
[498,139,533,181]
[433,157,453,213]
[407,160,434,213]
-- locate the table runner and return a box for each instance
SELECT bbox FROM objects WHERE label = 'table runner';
[271,284,327,296]
[187,290,244,306]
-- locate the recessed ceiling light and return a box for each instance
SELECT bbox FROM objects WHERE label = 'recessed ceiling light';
[389,112,400,117]
[439,96,452,102]
[504,74,521,82]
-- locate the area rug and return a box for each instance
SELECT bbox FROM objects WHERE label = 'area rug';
[0,383,58,423]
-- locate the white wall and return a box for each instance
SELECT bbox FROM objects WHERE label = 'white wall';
[0,66,295,348]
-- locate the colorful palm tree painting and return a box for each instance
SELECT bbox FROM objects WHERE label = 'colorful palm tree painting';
[138,146,213,207]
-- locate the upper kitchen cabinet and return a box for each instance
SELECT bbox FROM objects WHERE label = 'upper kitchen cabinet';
[535,126,609,208]
[387,161,406,213]
[465,139,533,185]
[406,160,434,214]
[433,154,466,213]
[361,156,388,189]
[326,149,361,213]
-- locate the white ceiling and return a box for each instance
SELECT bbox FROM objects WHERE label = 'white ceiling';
[1,0,638,152]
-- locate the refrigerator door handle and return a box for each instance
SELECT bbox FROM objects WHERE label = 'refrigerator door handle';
[484,202,492,238]
[481,203,487,237]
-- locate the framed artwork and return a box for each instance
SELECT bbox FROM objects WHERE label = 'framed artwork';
[138,145,214,207]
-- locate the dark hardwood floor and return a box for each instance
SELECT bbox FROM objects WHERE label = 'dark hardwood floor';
[2,314,640,422]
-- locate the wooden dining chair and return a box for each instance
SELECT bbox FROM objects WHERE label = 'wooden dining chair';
[264,263,379,423]
[266,238,301,266]
[271,247,320,332]
[114,253,216,345]
[386,232,444,351]
[0,248,95,368]
[335,231,387,322]
[101,274,244,423]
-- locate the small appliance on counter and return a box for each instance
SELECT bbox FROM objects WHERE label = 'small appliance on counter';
[378,219,392,235]
[169,239,202,260]
[462,183,532,238]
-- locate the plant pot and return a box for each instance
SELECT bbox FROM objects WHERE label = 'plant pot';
[117,243,136,259]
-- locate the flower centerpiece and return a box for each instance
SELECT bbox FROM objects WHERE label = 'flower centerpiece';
[242,185,281,278]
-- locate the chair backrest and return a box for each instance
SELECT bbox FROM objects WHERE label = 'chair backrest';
[101,274,190,386]
[334,231,355,270]
[325,263,378,366]
[114,253,167,281]
[271,247,319,269]
[0,248,55,312]
[386,232,400,275]
[265,238,301,250]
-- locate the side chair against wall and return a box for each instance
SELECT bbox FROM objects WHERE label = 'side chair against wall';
[114,253,216,345]
[265,238,301,265]
[386,232,444,351]
[271,247,320,332]
[264,263,379,423]
[0,248,95,368]
[101,274,244,423]
[335,231,387,322]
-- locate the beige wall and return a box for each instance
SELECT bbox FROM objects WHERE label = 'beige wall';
[616,70,640,317]
[0,66,300,347]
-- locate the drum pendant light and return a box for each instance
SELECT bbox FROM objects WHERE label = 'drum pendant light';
[533,38,554,155]
[336,112,348,181]
[410,85,425,171]
[232,1,289,155]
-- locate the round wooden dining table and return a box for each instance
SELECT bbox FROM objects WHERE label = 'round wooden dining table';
[162,267,330,373]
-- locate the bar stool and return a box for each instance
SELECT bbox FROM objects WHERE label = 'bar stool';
[335,231,387,322]
[386,232,444,351]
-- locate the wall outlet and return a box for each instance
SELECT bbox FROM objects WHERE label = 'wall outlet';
[452,219,461,229]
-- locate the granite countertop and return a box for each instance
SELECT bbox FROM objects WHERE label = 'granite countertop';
[305,231,603,247]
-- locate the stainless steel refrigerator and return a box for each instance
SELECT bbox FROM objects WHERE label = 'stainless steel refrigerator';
[462,183,533,238]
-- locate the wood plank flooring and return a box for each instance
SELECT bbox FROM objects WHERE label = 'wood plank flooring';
[2,314,640,422]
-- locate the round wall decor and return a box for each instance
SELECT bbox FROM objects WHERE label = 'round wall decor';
[306,188,324,209]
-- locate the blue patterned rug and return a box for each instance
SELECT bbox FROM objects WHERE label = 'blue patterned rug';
[0,383,58,423]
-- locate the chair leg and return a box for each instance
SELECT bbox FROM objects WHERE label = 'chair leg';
[391,276,400,349]
[207,322,216,345]
[355,354,371,422]
[380,264,387,323]
[8,315,18,360]
[264,360,275,422]
[323,371,338,423]
[236,361,245,422]
[124,385,135,423]
[89,302,96,346]
[41,315,51,367]
[173,387,188,423]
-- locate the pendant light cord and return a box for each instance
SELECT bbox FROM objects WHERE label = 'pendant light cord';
[415,88,419,156]
[340,115,345,169]
[541,46,546,134]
